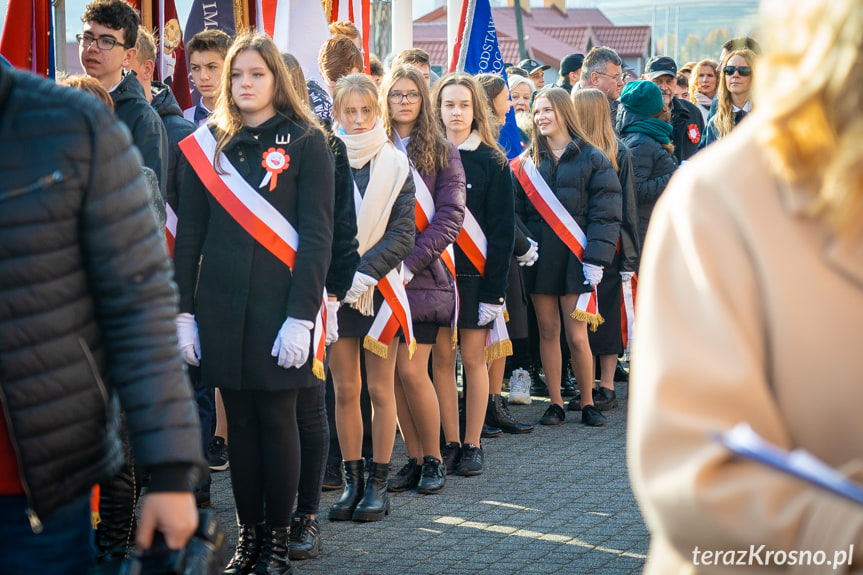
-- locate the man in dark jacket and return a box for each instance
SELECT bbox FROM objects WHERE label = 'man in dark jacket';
[575,46,625,124]
[642,56,704,164]
[555,53,584,93]
[0,63,203,573]
[79,0,168,198]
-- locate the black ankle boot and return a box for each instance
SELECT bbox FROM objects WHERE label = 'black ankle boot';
[352,461,390,521]
[252,526,293,575]
[486,394,534,434]
[328,459,365,521]
[224,522,264,575]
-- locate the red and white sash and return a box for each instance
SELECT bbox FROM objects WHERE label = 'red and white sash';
[511,154,604,331]
[179,126,328,379]
[165,203,178,256]
[455,207,511,361]
[351,181,416,359]
[620,275,637,355]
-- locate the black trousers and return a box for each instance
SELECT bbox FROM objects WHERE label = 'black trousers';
[221,388,300,528]
[295,382,328,515]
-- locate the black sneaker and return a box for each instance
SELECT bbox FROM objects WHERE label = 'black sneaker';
[594,387,618,410]
[539,404,566,426]
[567,388,600,411]
[417,456,446,494]
[322,463,343,491]
[441,442,461,475]
[288,513,322,560]
[582,404,607,427]
[207,436,229,471]
[387,457,422,492]
[457,444,485,476]
[614,361,629,382]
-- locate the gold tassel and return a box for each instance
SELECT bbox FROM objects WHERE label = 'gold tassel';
[484,339,513,362]
[450,328,458,350]
[407,338,417,360]
[503,309,510,322]
[363,335,390,359]
[570,309,605,332]
[312,359,326,381]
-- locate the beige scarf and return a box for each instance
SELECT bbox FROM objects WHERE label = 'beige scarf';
[336,119,411,315]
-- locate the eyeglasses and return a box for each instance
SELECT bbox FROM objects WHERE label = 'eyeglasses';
[388,91,420,104]
[723,66,752,77]
[76,34,128,51]
[595,71,626,83]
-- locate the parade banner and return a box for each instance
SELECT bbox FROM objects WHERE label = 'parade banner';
[183,0,237,106]
[266,0,329,87]
[132,0,192,109]
[0,0,52,76]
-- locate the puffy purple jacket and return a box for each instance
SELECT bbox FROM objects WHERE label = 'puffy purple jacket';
[404,143,466,325]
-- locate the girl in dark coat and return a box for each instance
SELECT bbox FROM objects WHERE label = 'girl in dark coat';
[616,80,678,248]
[433,73,515,476]
[513,87,622,428]
[328,73,416,523]
[379,65,466,493]
[174,33,334,575]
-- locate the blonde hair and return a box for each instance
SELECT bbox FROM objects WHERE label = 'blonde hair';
[756,0,863,234]
[333,72,379,120]
[571,88,618,171]
[432,73,506,163]
[688,59,719,103]
[525,87,594,168]
[714,49,756,139]
[380,65,449,176]
[211,32,319,171]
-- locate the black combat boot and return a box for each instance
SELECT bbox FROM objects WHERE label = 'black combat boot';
[485,394,534,434]
[328,459,364,521]
[252,525,293,574]
[352,461,390,521]
[224,522,264,575]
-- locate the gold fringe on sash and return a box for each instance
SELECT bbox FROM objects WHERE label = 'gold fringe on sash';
[484,339,513,363]
[312,358,326,381]
[363,335,390,358]
[570,309,605,332]
[503,309,510,322]
[451,328,458,350]
[407,337,417,360]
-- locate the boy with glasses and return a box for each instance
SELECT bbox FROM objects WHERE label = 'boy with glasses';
[78,0,168,200]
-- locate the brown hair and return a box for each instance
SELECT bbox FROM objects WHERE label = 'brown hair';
[380,65,449,176]
[392,48,431,69]
[318,35,363,84]
[329,20,359,41]
[369,54,383,78]
[186,29,232,60]
[571,88,618,170]
[526,87,593,168]
[211,32,319,171]
[60,74,114,109]
[280,52,311,112]
[432,72,506,164]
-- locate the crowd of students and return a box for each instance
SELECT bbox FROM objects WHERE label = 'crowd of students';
[48,2,763,572]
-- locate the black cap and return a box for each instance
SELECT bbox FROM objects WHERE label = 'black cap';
[518,58,550,75]
[644,56,677,79]
[559,53,584,76]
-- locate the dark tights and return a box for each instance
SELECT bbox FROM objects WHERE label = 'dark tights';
[221,388,300,528]
[295,383,328,516]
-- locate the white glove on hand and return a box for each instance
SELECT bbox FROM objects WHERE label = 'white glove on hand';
[175,313,201,366]
[582,262,604,287]
[271,317,314,369]
[516,238,539,267]
[620,271,635,282]
[342,272,378,304]
[325,300,341,346]
[403,266,415,285]
[477,302,504,326]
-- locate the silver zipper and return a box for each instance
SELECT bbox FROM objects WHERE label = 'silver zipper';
[0,170,64,202]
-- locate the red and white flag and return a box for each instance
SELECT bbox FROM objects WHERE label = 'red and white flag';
[0,0,52,76]
[260,0,330,87]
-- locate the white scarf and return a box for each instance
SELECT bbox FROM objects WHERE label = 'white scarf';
[336,119,411,314]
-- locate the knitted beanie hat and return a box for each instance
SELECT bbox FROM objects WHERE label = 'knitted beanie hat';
[620,80,664,117]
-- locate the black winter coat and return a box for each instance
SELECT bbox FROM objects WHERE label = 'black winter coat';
[618,107,678,247]
[325,133,360,300]
[175,115,334,391]
[670,96,704,164]
[456,140,515,305]
[0,67,203,520]
[111,71,169,199]
[352,162,416,281]
[404,143,466,325]
[151,81,195,211]
[615,140,641,272]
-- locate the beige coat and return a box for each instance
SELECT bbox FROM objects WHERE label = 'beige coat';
[628,116,863,574]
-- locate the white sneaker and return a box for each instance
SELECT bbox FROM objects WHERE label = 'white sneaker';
[508,368,532,405]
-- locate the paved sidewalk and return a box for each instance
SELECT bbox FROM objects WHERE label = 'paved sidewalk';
[210,380,649,574]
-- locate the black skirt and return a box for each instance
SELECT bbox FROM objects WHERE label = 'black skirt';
[587,252,623,356]
[338,290,385,339]
[455,275,486,330]
[399,322,440,345]
[522,219,592,296]
[505,256,528,340]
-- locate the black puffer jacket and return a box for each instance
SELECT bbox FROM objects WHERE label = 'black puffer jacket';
[0,67,204,521]
[151,81,195,211]
[352,162,416,281]
[615,140,641,272]
[670,96,704,164]
[618,106,678,246]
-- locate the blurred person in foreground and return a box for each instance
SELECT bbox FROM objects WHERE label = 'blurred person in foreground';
[628,0,863,572]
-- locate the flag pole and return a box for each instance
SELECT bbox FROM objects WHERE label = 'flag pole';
[52,0,66,77]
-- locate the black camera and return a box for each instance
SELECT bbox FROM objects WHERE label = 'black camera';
[117,509,227,575]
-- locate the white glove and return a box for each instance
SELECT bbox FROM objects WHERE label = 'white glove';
[516,238,539,267]
[620,271,635,282]
[342,272,378,304]
[403,266,415,285]
[325,300,341,346]
[270,317,314,369]
[582,262,604,287]
[477,302,504,326]
[175,313,201,366]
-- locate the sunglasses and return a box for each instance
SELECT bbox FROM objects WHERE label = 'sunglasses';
[723,66,752,77]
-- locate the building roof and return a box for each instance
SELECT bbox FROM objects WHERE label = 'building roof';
[592,26,651,58]
[534,26,592,54]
